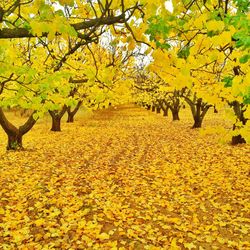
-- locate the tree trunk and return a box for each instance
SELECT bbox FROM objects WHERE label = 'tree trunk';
[67,113,74,123]
[49,105,67,132]
[171,108,180,121]
[231,101,248,145]
[170,91,181,121]
[160,102,169,117]
[163,109,168,116]
[7,133,23,150]
[152,106,156,112]
[66,101,82,123]
[184,96,211,129]
[231,65,247,144]
[51,116,62,131]
[156,106,161,114]
[232,135,246,145]
[214,106,218,113]
[146,105,151,110]
[192,116,203,128]
[192,106,210,129]
[0,107,37,150]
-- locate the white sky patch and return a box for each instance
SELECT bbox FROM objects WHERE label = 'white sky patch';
[165,0,173,13]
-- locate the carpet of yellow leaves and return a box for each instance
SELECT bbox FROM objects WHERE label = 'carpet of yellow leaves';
[0,105,250,249]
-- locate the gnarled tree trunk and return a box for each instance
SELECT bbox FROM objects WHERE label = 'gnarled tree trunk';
[193,117,203,128]
[163,109,168,116]
[170,90,182,121]
[184,95,211,129]
[170,97,181,121]
[67,101,82,123]
[51,116,62,131]
[156,106,161,114]
[0,108,37,150]
[67,112,74,123]
[192,99,211,128]
[160,101,169,117]
[231,101,248,145]
[7,133,23,150]
[49,105,67,132]
[170,107,180,121]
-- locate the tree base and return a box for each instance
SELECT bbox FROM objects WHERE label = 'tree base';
[51,128,61,132]
[172,112,180,121]
[7,135,23,151]
[192,121,202,129]
[67,116,74,123]
[51,118,62,131]
[232,135,246,145]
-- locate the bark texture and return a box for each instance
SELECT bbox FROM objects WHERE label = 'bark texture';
[67,101,82,123]
[0,108,36,150]
[49,105,67,132]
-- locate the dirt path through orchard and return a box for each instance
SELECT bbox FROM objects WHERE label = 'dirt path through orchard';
[0,105,249,249]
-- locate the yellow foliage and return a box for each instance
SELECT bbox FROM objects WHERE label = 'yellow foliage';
[206,20,225,32]
[170,238,181,249]
[98,232,110,240]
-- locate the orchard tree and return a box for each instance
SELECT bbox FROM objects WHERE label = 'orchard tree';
[0,39,72,149]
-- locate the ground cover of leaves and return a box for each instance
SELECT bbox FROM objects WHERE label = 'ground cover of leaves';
[0,105,249,250]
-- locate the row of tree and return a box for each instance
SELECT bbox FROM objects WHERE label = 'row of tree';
[134,0,250,145]
[0,0,149,150]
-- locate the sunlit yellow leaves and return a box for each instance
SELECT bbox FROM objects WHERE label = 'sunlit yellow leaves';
[206,20,225,32]
[217,236,226,244]
[10,227,30,243]
[128,40,136,51]
[165,217,181,225]
[145,0,249,141]
[98,233,110,240]
[33,0,43,10]
[193,13,208,29]
[184,242,196,250]
[208,50,221,61]
[58,0,74,6]
[30,20,50,36]
[171,0,186,13]
[34,218,45,226]
[205,235,214,243]
[170,238,181,249]
[0,207,5,214]
[236,126,250,144]
[219,31,232,44]
[152,49,170,65]
[211,31,232,47]
[30,16,77,39]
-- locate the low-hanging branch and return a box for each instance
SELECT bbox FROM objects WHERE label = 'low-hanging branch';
[0,13,127,39]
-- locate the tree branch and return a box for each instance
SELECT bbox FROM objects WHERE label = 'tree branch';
[0,14,126,39]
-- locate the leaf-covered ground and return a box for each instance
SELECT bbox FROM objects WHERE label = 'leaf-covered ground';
[0,105,249,250]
